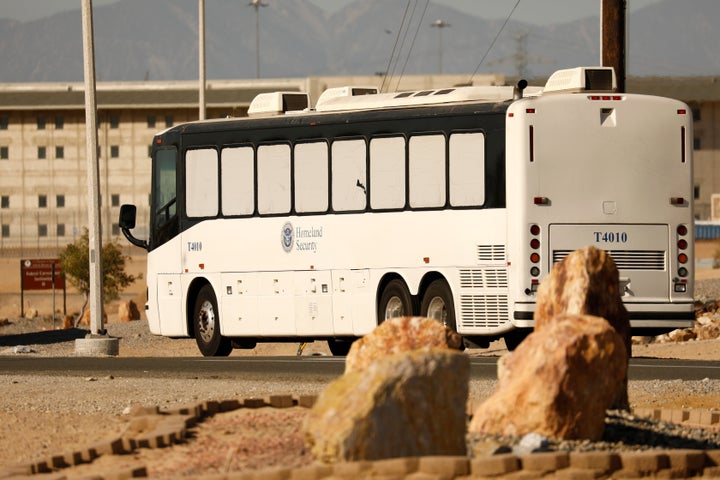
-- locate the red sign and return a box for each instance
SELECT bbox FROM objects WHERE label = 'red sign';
[21,259,65,290]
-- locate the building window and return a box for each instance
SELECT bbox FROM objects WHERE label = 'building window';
[55,146,64,159]
[56,194,65,208]
[165,115,173,128]
[38,224,48,237]
[110,145,119,158]
[38,146,46,159]
[37,116,46,130]
[1,196,8,208]
[111,193,120,207]
[0,146,8,160]
[111,223,120,236]
[57,224,66,237]
[110,115,119,129]
[38,195,47,208]
[694,185,700,200]
[55,116,64,130]
[0,117,8,130]
[147,115,156,128]
[148,145,152,157]
[1,225,8,238]
[692,108,701,122]
[694,138,701,150]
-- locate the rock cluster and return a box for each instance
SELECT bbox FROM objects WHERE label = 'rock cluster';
[469,246,630,441]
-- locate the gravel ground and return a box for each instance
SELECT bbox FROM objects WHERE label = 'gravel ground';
[1,283,719,477]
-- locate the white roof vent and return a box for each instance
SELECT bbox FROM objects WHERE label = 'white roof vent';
[247,92,309,116]
[315,86,378,110]
[543,67,616,94]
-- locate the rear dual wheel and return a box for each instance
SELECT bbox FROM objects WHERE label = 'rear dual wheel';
[420,279,457,332]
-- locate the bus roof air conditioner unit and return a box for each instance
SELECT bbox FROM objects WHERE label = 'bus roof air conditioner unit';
[543,67,616,94]
[247,92,310,116]
[315,86,378,110]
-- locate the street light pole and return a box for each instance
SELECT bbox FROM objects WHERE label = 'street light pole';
[199,0,206,120]
[248,0,268,79]
[430,19,450,74]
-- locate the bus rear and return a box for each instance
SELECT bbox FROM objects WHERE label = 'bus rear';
[506,67,695,335]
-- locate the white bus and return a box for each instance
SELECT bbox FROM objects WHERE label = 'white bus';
[120,66,695,356]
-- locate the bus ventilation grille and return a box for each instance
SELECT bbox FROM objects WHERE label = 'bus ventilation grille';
[552,250,666,270]
[460,294,508,329]
[477,244,506,262]
[459,269,508,288]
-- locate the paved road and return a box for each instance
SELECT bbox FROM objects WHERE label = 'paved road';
[1,356,718,381]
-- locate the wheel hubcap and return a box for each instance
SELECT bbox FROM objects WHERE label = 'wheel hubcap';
[385,296,405,319]
[426,297,447,327]
[197,300,215,343]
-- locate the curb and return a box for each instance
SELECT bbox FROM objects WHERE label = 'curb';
[1,398,718,479]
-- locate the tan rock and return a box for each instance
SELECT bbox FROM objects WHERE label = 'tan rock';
[78,308,108,326]
[344,316,463,374]
[24,308,38,319]
[468,314,627,441]
[118,300,141,322]
[534,246,631,409]
[304,348,469,463]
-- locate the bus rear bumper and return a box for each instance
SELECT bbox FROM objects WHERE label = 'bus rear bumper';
[512,302,695,330]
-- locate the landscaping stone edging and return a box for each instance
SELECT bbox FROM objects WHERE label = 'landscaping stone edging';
[1,395,718,479]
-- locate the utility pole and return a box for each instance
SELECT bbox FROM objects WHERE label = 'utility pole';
[601,0,626,92]
[248,0,268,79]
[199,0,206,120]
[77,0,118,355]
[430,19,450,74]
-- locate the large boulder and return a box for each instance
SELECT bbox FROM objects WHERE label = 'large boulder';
[469,314,627,441]
[534,246,631,409]
[344,316,463,373]
[304,348,469,463]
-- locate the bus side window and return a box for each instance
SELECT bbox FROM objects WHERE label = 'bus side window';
[221,146,255,216]
[409,134,446,208]
[295,141,329,213]
[152,147,179,247]
[258,144,291,215]
[449,132,485,207]
[370,136,405,210]
[185,148,219,218]
[332,139,367,212]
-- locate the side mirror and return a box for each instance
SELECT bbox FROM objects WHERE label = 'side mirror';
[118,204,148,250]
[119,204,137,229]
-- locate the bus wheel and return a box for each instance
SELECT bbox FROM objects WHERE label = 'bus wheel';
[193,285,232,357]
[504,328,530,351]
[420,279,457,332]
[378,279,414,322]
[327,338,355,356]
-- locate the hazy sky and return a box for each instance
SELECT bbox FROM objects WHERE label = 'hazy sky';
[2,0,663,25]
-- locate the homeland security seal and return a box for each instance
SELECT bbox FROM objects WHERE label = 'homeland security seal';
[281,222,294,253]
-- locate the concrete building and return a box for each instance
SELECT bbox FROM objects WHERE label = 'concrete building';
[0,73,715,254]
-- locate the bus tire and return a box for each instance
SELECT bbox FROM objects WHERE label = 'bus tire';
[420,279,457,332]
[193,285,232,357]
[327,338,355,356]
[378,279,414,323]
[504,328,530,351]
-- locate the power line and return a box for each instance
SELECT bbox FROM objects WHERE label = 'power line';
[393,0,430,92]
[468,0,521,83]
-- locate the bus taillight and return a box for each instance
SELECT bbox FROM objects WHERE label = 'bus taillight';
[529,224,541,268]
[676,224,690,281]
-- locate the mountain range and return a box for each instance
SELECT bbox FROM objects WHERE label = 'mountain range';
[0,0,718,83]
